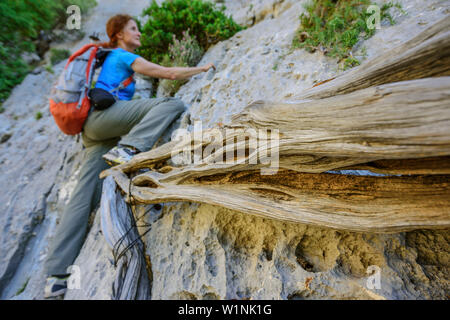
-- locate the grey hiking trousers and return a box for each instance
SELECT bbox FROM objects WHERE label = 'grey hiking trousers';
[44,97,186,276]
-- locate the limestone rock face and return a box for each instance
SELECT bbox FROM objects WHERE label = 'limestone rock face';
[0,0,448,300]
[0,59,82,299]
[142,203,449,300]
[219,0,296,27]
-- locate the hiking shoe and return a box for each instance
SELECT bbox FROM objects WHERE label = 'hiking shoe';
[44,275,69,299]
[102,146,139,166]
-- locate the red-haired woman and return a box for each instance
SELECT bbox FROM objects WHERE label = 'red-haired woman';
[44,14,215,298]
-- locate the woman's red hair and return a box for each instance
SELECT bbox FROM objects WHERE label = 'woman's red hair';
[98,14,134,48]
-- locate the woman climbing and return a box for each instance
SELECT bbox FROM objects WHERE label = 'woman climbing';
[43,14,215,298]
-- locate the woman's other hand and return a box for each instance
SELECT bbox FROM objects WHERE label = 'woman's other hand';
[201,63,216,72]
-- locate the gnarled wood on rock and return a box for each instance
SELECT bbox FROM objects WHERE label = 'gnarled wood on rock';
[104,168,450,233]
[99,76,450,233]
[101,77,450,176]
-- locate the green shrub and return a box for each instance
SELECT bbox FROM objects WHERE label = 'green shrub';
[137,0,244,65]
[0,0,97,104]
[50,48,71,65]
[0,42,30,103]
[159,30,204,96]
[168,30,204,67]
[35,111,42,120]
[292,0,402,69]
[45,65,54,74]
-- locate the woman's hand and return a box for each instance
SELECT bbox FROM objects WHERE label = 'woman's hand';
[201,63,216,72]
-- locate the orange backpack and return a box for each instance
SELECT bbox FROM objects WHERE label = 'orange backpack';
[49,44,133,135]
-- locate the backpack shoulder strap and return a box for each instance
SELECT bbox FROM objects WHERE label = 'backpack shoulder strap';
[65,43,98,68]
[109,75,135,94]
[121,75,135,88]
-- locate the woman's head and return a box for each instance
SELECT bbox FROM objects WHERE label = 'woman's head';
[100,14,141,51]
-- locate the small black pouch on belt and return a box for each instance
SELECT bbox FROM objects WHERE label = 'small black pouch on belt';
[88,75,134,111]
[88,88,117,110]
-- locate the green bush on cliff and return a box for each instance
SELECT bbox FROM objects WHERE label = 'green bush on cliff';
[50,48,71,65]
[137,0,244,65]
[0,0,97,105]
[292,0,403,69]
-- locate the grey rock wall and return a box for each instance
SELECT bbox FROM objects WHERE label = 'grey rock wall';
[1,0,448,300]
[142,203,449,300]
[0,0,152,300]
[0,60,81,299]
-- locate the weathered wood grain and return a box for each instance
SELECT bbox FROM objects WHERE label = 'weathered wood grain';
[106,168,450,233]
[341,156,450,175]
[101,77,450,179]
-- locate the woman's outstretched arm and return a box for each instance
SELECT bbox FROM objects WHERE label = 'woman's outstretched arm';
[132,57,215,80]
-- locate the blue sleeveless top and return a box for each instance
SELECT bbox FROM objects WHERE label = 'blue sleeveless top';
[95,47,140,100]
